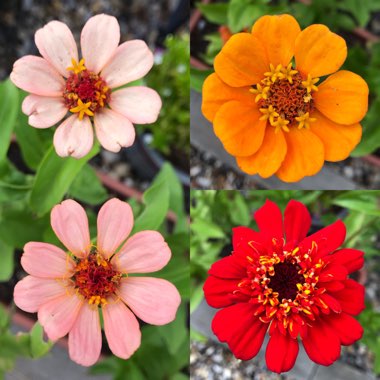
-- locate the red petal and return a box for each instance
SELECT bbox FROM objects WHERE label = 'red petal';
[299,220,346,259]
[232,226,266,258]
[266,329,299,373]
[284,200,311,245]
[320,293,342,313]
[327,312,363,345]
[254,200,283,242]
[212,303,268,360]
[319,264,348,282]
[302,319,341,366]
[326,248,364,274]
[203,276,240,308]
[323,281,345,292]
[208,255,247,279]
[333,279,365,316]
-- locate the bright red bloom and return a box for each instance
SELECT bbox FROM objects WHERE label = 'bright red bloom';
[203,200,365,373]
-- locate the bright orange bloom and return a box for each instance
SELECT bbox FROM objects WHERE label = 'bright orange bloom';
[202,14,369,182]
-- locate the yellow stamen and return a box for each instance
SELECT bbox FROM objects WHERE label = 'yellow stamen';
[264,63,285,83]
[259,105,279,124]
[67,58,86,74]
[295,112,316,129]
[70,99,94,120]
[281,63,298,84]
[249,83,270,102]
[301,74,319,94]
[272,116,290,133]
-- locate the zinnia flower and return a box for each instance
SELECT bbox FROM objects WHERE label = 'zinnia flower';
[202,14,369,182]
[14,198,181,366]
[203,199,365,373]
[10,14,162,158]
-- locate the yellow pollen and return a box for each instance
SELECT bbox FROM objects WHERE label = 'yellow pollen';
[281,63,298,84]
[272,116,290,133]
[250,83,270,102]
[88,295,107,306]
[259,105,279,124]
[70,98,95,120]
[264,63,284,83]
[301,74,319,94]
[67,58,87,74]
[295,112,317,129]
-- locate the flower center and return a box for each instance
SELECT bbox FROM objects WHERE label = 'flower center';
[250,63,318,132]
[268,261,304,302]
[72,250,121,306]
[63,58,111,120]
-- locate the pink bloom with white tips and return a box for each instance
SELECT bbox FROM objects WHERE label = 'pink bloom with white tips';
[14,198,181,366]
[10,14,162,158]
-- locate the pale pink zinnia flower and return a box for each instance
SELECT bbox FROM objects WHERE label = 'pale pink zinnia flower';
[14,198,181,366]
[10,14,162,158]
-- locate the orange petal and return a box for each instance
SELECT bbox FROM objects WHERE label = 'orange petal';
[276,128,324,182]
[213,100,266,157]
[295,24,347,78]
[251,14,301,67]
[236,126,287,177]
[314,70,369,125]
[214,33,269,87]
[202,73,254,122]
[310,110,362,162]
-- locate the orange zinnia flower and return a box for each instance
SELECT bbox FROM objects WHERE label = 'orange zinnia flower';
[202,14,369,182]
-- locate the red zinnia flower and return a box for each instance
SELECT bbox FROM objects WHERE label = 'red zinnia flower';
[203,200,365,373]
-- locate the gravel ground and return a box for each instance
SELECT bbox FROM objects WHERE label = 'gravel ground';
[0,0,177,79]
[191,145,380,190]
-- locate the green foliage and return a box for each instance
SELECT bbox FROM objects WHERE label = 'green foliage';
[143,34,190,158]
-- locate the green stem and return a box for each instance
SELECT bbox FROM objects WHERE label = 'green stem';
[344,216,378,247]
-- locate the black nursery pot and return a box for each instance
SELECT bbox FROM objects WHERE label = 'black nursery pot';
[123,133,190,188]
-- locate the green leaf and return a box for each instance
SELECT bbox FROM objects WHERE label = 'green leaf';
[0,80,19,162]
[0,304,9,331]
[68,164,108,205]
[332,191,380,216]
[196,3,228,25]
[157,303,187,355]
[30,322,53,358]
[190,68,213,93]
[228,0,269,32]
[14,97,54,170]
[133,164,171,232]
[229,193,250,226]
[30,143,99,216]
[0,203,49,248]
[0,240,14,281]
[191,218,225,240]
[190,283,204,313]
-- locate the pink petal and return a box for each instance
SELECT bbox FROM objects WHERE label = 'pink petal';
[94,109,135,152]
[22,94,67,129]
[101,40,154,88]
[53,114,94,159]
[114,231,171,273]
[35,20,78,78]
[68,303,102,366]
[97,198,134,259]
[10,55,65,96]
[117,277,181,325]
[110,87,162,124]
[21,242,75,278]
[50,199,91,258]
[38,293,83,341]
[14,276,68,313]
[81,14,120,74]
[103,299,141,359]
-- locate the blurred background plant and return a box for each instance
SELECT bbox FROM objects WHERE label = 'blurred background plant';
[141,33,190,171]
[190,190,380,376]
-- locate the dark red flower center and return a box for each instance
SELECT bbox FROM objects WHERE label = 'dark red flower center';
[72,251,121,306]
[269,261,304,302]
[258,73,314,124]
[63,70,111,114]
